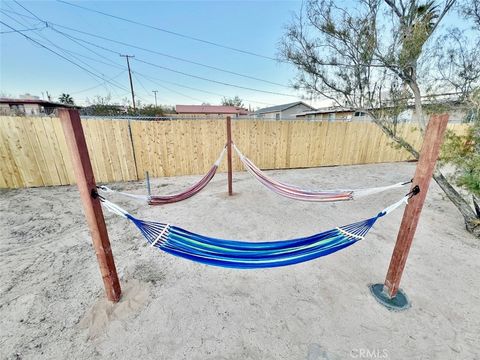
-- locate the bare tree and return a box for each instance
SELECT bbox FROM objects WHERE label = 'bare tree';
[432,28,480,100]
[279,0,480,236]
[462,0,480,26]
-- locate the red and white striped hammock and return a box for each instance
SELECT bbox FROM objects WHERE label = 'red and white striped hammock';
[99,146,226,205]
[233,144,410,202]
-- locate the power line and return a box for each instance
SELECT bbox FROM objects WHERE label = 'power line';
[2,7,301,98]
[5,9,273,105]
[53,23,289,88]
[0,23,47,33]
[1,7,125,74]
[2,6,152,104]
[4,4,391,73]
[49,31,277,106]
[13,0,43,21]
[3,6,289,87]
[134,72,274,106]
[70,70,126,94]
[49,26,125,70]
[57,0,279,62]
[1,9,128,101]
[133,71,205,103]
[0,20,131,94]
[54,1,393,69]
[1,8,280,106]
[133,58,298,97]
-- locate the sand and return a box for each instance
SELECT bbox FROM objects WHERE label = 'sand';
[0,162,479,360]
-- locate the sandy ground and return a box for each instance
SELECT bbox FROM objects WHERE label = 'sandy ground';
[0,162,479,360]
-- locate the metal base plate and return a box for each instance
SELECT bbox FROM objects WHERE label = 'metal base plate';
[369,283,411,311]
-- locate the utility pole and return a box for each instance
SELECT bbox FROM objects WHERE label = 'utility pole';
[120,54,136,112]
[152,90,158,107]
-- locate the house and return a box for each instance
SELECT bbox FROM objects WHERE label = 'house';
[296,107,369,121]
[296,99,468,123]
[253,101,315,120]
[175,105,249,117]
[0,96,78,116]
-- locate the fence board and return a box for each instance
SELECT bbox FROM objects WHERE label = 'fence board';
[0,116,470,188]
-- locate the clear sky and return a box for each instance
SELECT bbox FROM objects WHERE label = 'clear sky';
[0,1,469,109]
[0,0,311,109]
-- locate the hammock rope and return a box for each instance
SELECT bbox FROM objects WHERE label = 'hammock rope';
[100,188,417,269]
[233,144,411,202]
[99,146,227,205]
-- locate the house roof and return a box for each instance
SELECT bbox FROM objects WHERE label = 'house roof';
[176,105,248,115]
[296,106,354,116]
[254,101,315,114]
[0,98,79,108]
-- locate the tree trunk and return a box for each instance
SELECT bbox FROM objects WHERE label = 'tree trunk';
[372,117,479,238]
[409,81,426,131]
[433,170,480,237]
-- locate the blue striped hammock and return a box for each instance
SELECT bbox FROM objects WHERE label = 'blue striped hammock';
[101,195,409,269]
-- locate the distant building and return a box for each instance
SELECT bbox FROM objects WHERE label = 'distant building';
[296,107,369,121]
[253,101,315,120]
[296,100,468,123]
[0,96,78,116]
[175,105,248,117]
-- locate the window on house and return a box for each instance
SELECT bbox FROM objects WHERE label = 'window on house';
[275,113,280,120]
[354,111,366,117]
[328,113,335,121]
[9,104,25,115]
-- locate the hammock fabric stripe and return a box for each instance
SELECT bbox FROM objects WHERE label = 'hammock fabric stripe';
[101,196,407,269]
[234,145,408,202]
[148,164,217,205]
[241,155,353,201]
[99,146,226,205]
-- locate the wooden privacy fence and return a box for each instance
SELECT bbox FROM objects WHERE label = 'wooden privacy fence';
[0,116,468,188]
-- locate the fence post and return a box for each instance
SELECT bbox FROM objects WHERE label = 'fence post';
[58,108,121,302]
[226,116,233,195]
[370,114,449,310]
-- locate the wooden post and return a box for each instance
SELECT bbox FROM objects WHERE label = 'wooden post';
[383,114,449,298]
[58,108,121,302]
[226,116,233,195]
